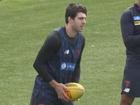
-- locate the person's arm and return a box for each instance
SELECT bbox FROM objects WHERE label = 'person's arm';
[121,10,140,49]
[49,80,70,102]
[33,31,61,83]
[33,31,71,102]
[72,37,85,82]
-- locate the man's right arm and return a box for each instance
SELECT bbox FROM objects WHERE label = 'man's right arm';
[33,31,61,83]
[33,31,71,102]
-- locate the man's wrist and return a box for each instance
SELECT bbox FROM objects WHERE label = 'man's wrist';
[49,80,59,89]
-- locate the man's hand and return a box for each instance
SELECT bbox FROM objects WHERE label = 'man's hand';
[49,80,71,102]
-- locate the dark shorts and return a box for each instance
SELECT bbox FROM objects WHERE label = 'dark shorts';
[121,56,140,97]
[30,76,74,105]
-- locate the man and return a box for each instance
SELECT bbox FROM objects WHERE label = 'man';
[30,3,87,105]
[120,0,140,105]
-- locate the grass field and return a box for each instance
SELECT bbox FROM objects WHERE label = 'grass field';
[0,0,140,105]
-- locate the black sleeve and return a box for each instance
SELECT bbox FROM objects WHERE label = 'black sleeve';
[33,31,61,83]
[72,37,85,82]
[121,10,140,49]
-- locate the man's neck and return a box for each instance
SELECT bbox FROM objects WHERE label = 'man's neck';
[65,24,77,38]
[136,2,140,9]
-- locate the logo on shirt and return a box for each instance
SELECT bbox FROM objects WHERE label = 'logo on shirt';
[123,88,130,93]
[133,16,140,25]
[61,62,76,71]
[133,16,140,20]
[124,80,131,87]
[61,62,67,70]
[123,80,131,93]
[64,49,70,55]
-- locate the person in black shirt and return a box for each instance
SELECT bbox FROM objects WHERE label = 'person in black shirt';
[120,0,140,105]
[30,3,87,105]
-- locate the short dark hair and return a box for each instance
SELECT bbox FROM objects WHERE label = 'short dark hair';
[65,3,87,24]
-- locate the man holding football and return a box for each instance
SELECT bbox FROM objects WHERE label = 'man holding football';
[119,0,140,105]
[30,3,87,105]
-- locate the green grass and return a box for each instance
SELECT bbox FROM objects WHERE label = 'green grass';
[0,0,140,105]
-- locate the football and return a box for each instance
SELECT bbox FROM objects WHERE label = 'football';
[65,82,85,101]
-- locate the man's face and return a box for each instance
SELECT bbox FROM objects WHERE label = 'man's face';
[137,0,140,4]
[70,12,87,32]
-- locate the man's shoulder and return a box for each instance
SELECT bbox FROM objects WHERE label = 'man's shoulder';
[47,28,62,43]
[122,7,132,16]
[54,27,62,32]
[121,4,137,17]
[49,27,64,38]
[120,6,134,21]
[52,27,66,38]
[53,27,64,33]
[78,32,85,39]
